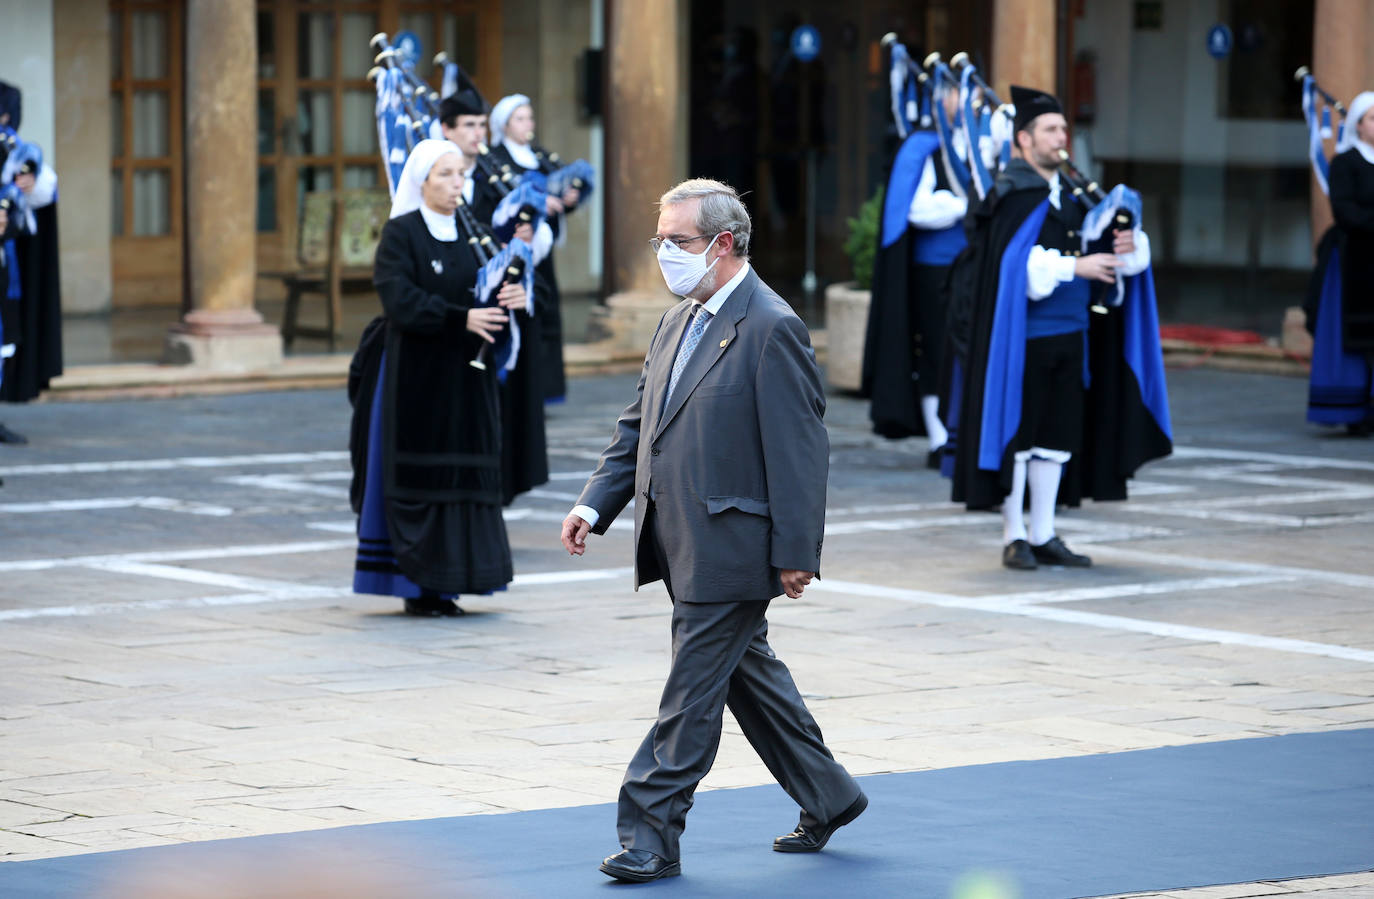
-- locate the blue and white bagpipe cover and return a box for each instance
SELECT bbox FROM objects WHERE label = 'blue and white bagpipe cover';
[546,159,596,202]
[928,67,971,198]
[472,240,535,378]
[959,66,1012,200]
[1080,184,1144,307]
[374,68,415,197]
[491,179,548,244]
[887,41,927,138]
[1302,75,1341,197]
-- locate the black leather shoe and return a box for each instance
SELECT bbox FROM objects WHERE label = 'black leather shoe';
[773,791,868,853]
[0,422,28,445]
[1002,539,1037,570]
[403,597,464,617]
[926,447,943,470]
[1030,536,1092,567]
[598,848,681,882]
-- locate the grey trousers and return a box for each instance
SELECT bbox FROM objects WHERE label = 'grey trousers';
[617,507,861,861]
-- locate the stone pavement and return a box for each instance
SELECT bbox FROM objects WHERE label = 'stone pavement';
[0,366,1371,896]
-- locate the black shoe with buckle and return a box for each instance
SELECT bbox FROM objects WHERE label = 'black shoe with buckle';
[1030,535,1092,567]
[598,848,681,882]
[1002,539,1038,570]
[0,422,28,445]
[773,791,868,853]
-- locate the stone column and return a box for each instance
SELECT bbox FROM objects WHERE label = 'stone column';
[990,0,1056,98]
[53,0,113,315]
[1309,0,1370,247]
[165,0,281,368]
[591,0,688,351]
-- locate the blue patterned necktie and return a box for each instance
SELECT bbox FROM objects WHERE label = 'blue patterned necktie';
[666,306,713,404]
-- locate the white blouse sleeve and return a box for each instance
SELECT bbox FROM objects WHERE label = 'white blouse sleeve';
[1026,245,1078,300]
[907,158,968,231]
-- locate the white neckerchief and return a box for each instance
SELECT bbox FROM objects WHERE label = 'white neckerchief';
[695,261,752,317]
[503,138,540,171]
[1047,171,1062,210]
[419,203,458,242]
[462,162,476,204]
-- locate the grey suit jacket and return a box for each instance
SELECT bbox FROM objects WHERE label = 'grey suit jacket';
[576,268,828,603]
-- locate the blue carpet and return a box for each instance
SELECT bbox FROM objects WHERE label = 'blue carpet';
[3,729,1371,898]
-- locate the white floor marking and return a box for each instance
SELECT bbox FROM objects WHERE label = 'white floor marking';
[1086,545,1374,590]
[0,451,349,477]
[0,497,234,516]
[809,579,1374,664]
[81,559,321,595]
[1168,445,1374,472]
[218,474,349,498]
[0,539,357,573]
[0,567,634,621]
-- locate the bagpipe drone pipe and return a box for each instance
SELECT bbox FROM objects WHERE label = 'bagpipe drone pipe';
[949,52,1014,201]
[921,52,974,199]
[367,32,442,196]
[1296,66,1347,196]
[455,195,534,377]
[879,33,930,138]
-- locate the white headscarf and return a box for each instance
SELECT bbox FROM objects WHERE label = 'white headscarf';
[389,138,464,220]
[1337,91,1374,165]
[489,94,531,145]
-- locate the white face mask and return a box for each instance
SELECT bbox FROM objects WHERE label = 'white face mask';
[656,234,721,296]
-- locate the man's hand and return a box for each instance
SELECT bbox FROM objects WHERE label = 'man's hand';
[561,187,581,209]
[1111,228,1136,256]
[14,172,35,195]
[513,221,535,244]
[780,569,814,599]
[545,195,565,216]
[1074,253,1120,284]
[561,513,591,556]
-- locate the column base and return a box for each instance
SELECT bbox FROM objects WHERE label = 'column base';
[585,289,678,353]
[164,309,284,370]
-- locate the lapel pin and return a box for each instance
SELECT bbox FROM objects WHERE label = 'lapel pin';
[431,259,444,274]
[719,339,728,348]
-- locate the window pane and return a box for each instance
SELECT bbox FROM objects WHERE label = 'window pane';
[341,90,376,156]
[343,165,377,189]
[298,12,334,80]
[131,91,169,158]
[398,13,434,69]
[132,169,171,236]
[111,92,123,158]
[110,10,123,80]
[297,91,333,155]
[297,166,335,222]
[340,13,378,78]
[257,166,277,232]
[258,9,276,79]
[111,169,124,237]
[441,12,479,77]
[130,10,168,80]
[258,89,275,154]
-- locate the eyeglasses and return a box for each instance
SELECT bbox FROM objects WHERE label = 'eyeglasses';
[648,234,715,254]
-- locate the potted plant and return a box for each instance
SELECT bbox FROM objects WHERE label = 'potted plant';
[825,185,882,391]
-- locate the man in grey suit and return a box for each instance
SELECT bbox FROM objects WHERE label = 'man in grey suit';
[560,179,866,883]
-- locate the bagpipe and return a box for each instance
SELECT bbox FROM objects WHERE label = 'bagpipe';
[0,127,38,234]
[1056,148,1140,312]
[1296,66,1347,196]
[922,52,973,199]
[879,33,930,138]
[454,194,534,376]
[948,52,1014,201]
[366,32,437,196]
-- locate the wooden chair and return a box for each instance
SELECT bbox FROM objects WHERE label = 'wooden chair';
[270,189,390,351]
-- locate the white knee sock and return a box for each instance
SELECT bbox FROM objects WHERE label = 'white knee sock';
[921,394,948,450]
[1028,457,1065,546]
[1002,455,1028,544]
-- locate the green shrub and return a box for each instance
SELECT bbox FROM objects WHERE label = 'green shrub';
[843,185,884,290]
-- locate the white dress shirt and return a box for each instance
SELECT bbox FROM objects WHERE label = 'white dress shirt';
[570,261,753,529]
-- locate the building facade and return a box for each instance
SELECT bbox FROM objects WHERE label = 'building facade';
[0,0,1370,365]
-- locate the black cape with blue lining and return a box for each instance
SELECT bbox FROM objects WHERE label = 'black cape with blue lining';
[862,129,942,437]
[948,159,1172,511]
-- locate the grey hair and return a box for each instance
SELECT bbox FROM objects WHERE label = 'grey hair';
[658,178,751,258]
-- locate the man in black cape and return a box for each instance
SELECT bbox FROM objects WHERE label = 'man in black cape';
[438,77,551,506]
[947,86,1171,570]
[863,86,969,466]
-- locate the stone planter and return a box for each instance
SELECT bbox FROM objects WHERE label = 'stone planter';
[823,280,871,392]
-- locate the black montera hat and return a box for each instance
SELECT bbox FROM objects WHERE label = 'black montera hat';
[439,68,489,121]
[1011,85,1062,133]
